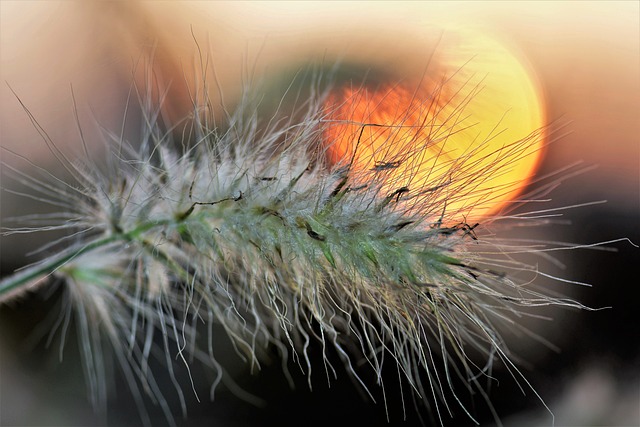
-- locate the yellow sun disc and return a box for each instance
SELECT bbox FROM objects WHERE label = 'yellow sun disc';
[323,30,546,223]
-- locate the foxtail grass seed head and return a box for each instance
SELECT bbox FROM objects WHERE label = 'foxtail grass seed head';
[1,57,633,426]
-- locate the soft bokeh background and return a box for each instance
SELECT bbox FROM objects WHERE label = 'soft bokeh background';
[1,2,638,426]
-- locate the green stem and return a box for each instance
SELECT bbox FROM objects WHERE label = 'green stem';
[0,235,119,298]
[0,219,170,300]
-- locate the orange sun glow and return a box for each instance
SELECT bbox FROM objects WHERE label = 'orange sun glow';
[322,32,546,223]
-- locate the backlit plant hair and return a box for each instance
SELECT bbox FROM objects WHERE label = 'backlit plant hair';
[1,60,627,426]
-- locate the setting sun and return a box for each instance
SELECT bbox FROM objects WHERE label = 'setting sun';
[322,31,546,223]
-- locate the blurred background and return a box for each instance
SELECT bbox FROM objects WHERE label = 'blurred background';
[1,1,638,426]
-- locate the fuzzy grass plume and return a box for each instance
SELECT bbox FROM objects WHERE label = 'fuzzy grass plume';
[0,66,611,426]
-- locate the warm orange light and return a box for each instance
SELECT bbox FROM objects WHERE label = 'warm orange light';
[322,32,546,224]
